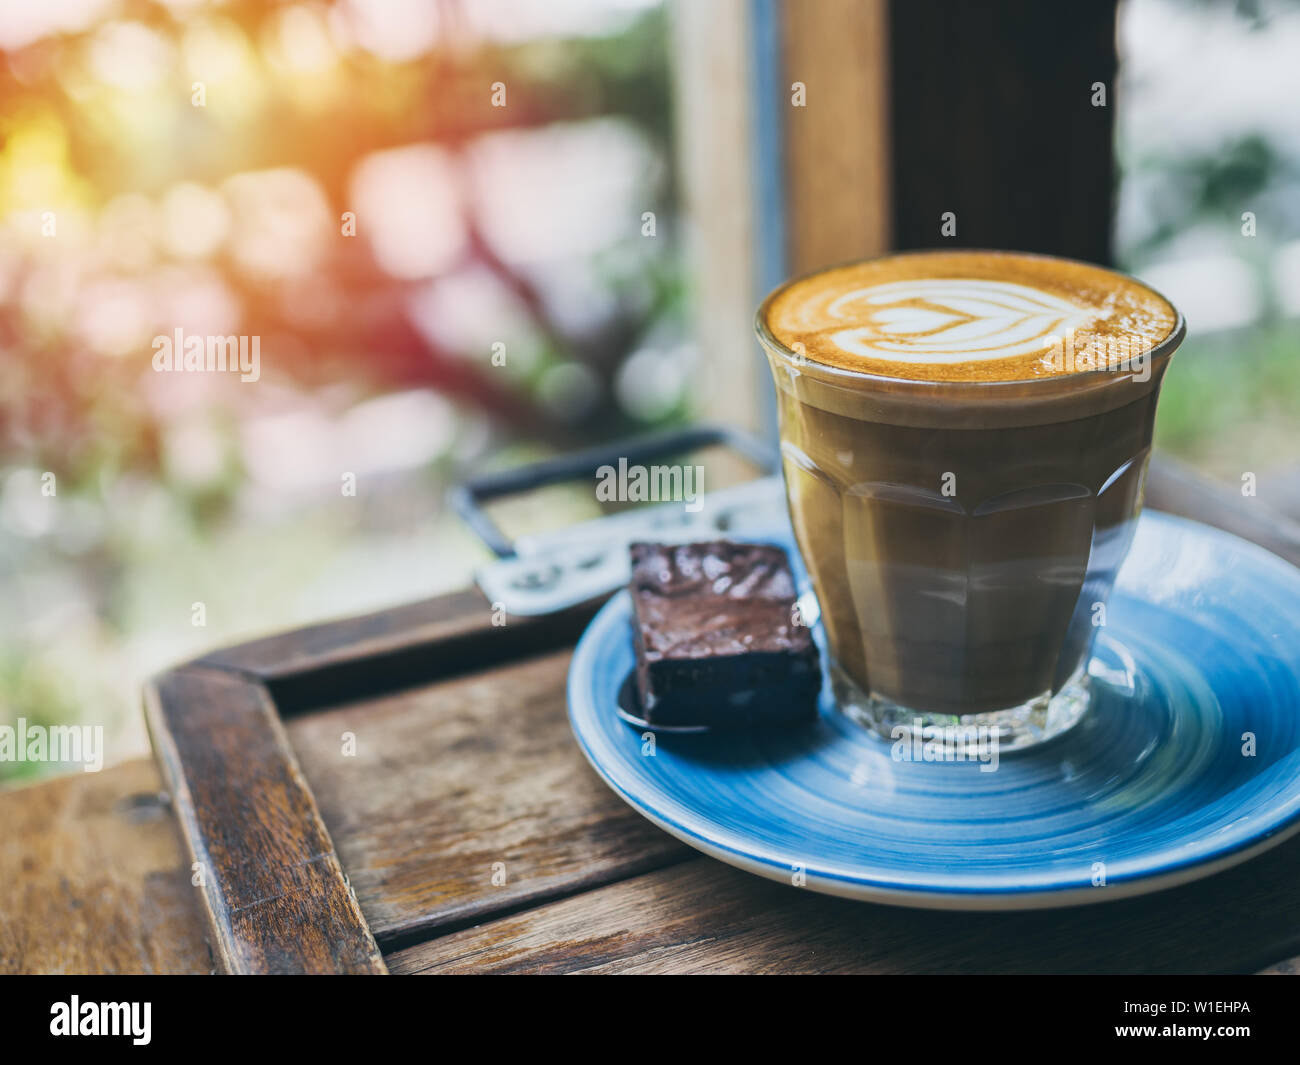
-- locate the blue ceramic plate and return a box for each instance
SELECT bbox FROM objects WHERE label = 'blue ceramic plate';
[567,511,1300,909]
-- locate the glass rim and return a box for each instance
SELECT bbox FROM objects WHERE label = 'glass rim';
[753,247,1187,395]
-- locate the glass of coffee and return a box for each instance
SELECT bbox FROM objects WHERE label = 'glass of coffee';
[756,250,1184,752]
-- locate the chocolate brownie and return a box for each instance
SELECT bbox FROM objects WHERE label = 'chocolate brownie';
[628,541,821,728]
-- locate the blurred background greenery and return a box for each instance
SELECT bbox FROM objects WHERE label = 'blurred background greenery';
[1116,0,1300,477]
[1,0,1297,784]
[0,0,687,783]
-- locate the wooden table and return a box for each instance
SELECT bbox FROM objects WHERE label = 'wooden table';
[4,457,1300,975]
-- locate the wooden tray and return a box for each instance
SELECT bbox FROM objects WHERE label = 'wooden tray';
[143,458,1300,974]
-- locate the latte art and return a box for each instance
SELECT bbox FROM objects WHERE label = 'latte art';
[761,250,1178,383]
[826,280,1099,364]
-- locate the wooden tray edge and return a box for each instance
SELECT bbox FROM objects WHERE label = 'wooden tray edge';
[144,663,387,975]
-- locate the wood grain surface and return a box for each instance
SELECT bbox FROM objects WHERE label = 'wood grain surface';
[288,648,691,946]
[145,665,386,974]
[195,588,493,680]
[8,459,1300,975]
[781,0,892,273]
[387,837,1300,975]
[198,590,598,713]
[0,758,210,975]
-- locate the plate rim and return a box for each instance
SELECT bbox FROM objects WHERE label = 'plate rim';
[566,510,1300,909]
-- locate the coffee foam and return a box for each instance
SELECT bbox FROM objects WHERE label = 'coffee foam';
[763,251,1178,382]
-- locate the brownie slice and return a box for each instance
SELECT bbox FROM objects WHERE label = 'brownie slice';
[628,541,821,728]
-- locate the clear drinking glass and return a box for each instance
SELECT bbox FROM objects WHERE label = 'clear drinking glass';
[756,263,1184,752]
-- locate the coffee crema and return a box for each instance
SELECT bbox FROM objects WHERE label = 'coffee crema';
[763,250,1178,383]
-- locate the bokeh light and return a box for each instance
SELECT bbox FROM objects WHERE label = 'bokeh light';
[0,0,682,782]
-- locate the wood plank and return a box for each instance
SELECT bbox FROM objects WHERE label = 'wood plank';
[195,588,492,679]
[196,589,599,714]
[1147,454,1300,568]
[888,0,1118,263]
[781,0,892,273]
[0,759,210,975]
[669,0,764,432]
[144,665,386,974]
[388,833,1300,975]
[373,460,1299,974]
[1253,463,1300,523]
[286,648,691,945]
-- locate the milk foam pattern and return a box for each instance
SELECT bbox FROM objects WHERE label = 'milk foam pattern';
[761,251,1178,382]
[826,279,1099,364]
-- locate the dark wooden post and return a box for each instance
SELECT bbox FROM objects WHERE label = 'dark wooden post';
[887,0,1120,263]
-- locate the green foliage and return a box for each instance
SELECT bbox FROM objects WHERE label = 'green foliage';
[1154,320,1300,474]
